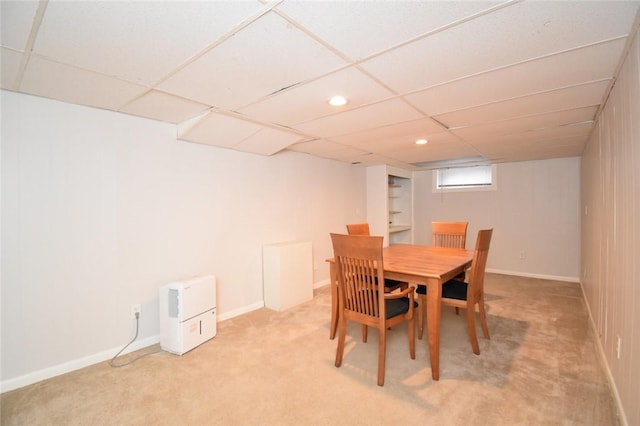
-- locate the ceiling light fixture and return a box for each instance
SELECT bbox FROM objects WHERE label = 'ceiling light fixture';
[416,139,428,145]
[328,95,348,106]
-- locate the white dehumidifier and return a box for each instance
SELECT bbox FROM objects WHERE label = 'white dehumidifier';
[159,275,216,355]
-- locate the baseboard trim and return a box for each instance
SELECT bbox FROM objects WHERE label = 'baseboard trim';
[217,301,264,322]
[1,300,266,394]
[578,282,628,426]
[0,334,160,394]
[313,278,331,289]
[486,268,579,283]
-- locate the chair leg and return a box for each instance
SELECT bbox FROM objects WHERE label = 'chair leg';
[408,315,416,360]
[454,274,465,316]
[418,293,425,339]
[362,324,368,342]
[377,327,386,386]
[335,318,347,367]
[330,307,338,340]
[466,305,480,355]
[330,282,338,340]
[478,300,490,339]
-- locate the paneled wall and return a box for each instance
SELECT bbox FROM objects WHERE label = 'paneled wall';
[414,157,581,281]
[1,91,366,389]
[580,28,640,426]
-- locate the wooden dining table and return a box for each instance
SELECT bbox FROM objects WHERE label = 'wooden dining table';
[327,244,474,381]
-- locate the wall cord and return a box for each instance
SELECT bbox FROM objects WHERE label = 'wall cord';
[109,312,160,368]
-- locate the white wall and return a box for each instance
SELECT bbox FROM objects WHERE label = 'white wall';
[581,27,640,426]
[0,91,366,389]
[413,158,581,281]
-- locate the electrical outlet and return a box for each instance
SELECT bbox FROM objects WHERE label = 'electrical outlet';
[131,304,141,319]
[519,251,526,260]
[616,335,621,359]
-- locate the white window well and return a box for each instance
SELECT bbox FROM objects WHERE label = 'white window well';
[433,164,497,192]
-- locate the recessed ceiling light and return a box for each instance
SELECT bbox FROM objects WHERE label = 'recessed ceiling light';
[416,139,428,145]
[328,95,348,106]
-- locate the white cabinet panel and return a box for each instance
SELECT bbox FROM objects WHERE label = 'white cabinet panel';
[263,241,313,311]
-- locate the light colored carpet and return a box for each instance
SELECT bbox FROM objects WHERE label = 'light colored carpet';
[1,273,619,425]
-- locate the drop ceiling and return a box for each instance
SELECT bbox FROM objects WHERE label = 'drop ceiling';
[2,0,639,169]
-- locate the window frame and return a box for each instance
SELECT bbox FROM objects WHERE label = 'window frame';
[432,164,498,193]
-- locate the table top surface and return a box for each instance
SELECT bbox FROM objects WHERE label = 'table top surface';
[382,244,474,280]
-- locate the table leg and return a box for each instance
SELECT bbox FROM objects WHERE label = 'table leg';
[426,277,442,380]
[329,262,338,340]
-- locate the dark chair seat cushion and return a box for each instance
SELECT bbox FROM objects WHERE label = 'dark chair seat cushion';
[415,280,468,300]
[442,279,468,300]
[348,290,418,319]
[372,277,406,290]
[383,278,405,288]
[385,297,418,319]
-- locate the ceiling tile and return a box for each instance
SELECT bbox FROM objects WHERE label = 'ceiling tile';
[434,80,610,128]
[32,0,265,85]
[406,38,626,116]
[178,110,263,148]
[234,127,303,156]
[469,122,592,160]
[158,11,348,110]
[481,145,585,163]
[307,146,373,163]
[20,55,148,111]
[471,121,593,147]
[276,1,503,60]
[0,1,40,51]
[360,1,639,93]
[330,117,447,148]
[452,106,598,143]
[477,134,587,161]
[119,90,210,124]
[351,153,410,168]
[389,142,482,165]
[293,98,424,138]
[237,66,394,127]
[287,139,349,156]
[376,131,478,160]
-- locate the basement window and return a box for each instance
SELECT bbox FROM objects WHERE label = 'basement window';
[433,164,497,192]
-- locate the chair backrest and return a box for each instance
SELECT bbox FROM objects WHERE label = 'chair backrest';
[467,229,493,302]
[346,222,370,236]
[432,221,468,249]
[330,233,385,320]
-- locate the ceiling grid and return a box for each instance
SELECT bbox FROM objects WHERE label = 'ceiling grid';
[2,0,639,168]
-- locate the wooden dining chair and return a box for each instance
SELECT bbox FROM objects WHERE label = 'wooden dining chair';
[345,222,370,236]
[432,221,468,249]
[328,223,409,341]
[345,223,407,290]
[433,220,469,282]
[417,221,468,338]
[330,233,416,386]
[418,229,493,354]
